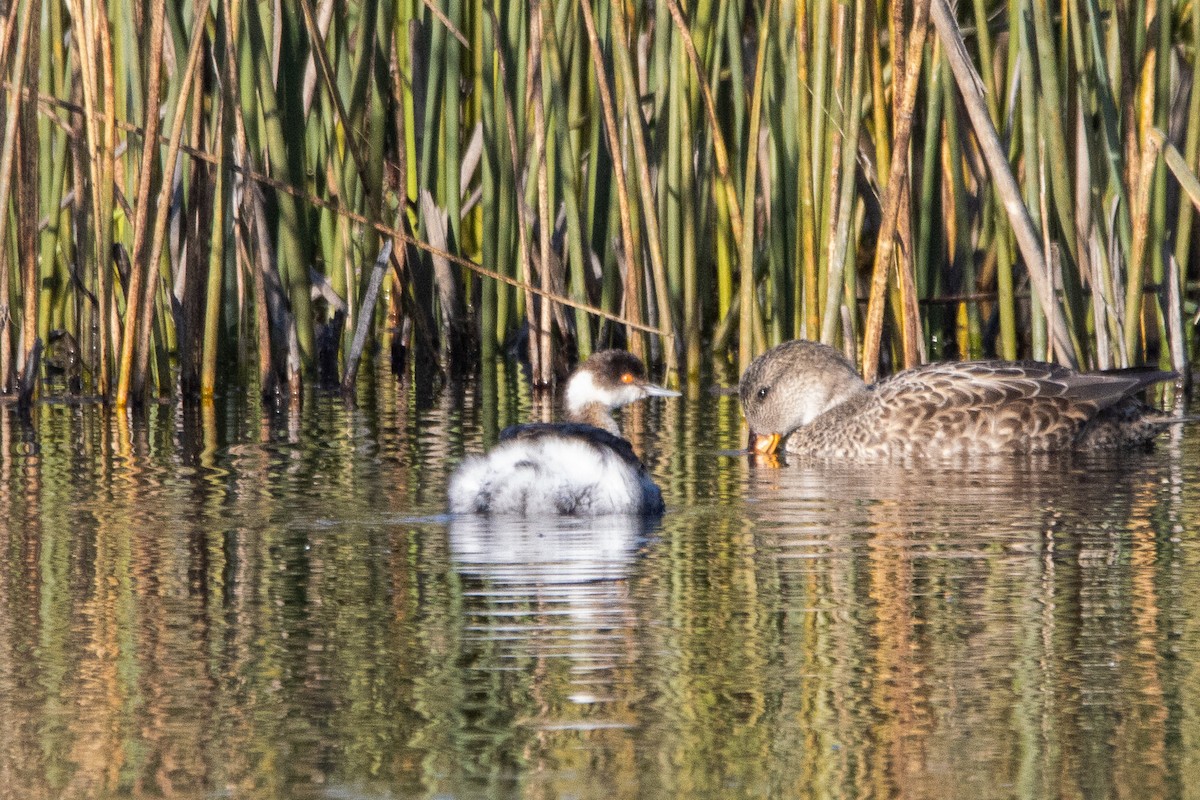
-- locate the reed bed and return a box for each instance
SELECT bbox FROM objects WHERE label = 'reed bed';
[7,0,1200,404]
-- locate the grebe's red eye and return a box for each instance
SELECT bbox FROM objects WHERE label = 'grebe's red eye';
[620,372,635,384]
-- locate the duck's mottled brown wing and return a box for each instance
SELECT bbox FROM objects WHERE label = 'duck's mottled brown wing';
[860,361,1173,455]
[880,361,1169,409]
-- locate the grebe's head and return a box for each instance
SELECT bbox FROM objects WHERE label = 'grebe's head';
[565,350,680,416]
[738,339,867,454]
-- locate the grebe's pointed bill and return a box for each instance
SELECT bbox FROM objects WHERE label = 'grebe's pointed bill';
[641,383,682,399]
[748,431,782,455]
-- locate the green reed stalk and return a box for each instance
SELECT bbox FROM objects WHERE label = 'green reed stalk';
[37,0,68,349]
[808,0,830,228]
[479,3,499,364]
[579,0,644,357]
[1013,0,1046,360]
[1150,0,1171,370]
[737,2,771,375]
[764,24,791,346]
[941,63,981,355]
[1172,0,1200,292]
[539,0,591,358]
[201,107,229,399]
[15,0,39,395]
[244,0,314,383]
[442,0,464,250]
[915,52,943,350]
[1160,4,1194,369]
[665,24,683,341]
[94,0,117,394]
[1029,0,1077,270]
[791,0,817,339]
[531,13,553,383]
[678,54,701,374]
[131,0,209,401]
[969,0,1016,360]
[577,7,607,341]
[819,0,866,349]
[610,0,677,373]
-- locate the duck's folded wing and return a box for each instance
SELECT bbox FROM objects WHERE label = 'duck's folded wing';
[882,360,1171,411]
[858,361,1172,451]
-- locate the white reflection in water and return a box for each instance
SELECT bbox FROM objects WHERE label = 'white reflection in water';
[448,514,656,585]
[449,514,658,720]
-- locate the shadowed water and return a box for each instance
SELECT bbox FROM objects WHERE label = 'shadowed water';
[1,363,1199,799]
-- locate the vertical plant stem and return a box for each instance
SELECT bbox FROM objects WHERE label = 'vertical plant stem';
[126,0,210,403]
[793,0,817,338]
[610,0,677,373]
[487,2,539,372]
[861,0,928,381]
[0,0,38,391]
[16,0,39,389]
[245,0,314,384]
[580,0,644,357]
[819,0,866,349]
[930,0,1077,366]
[737,2,771,375]
[532,17,553,384]
[113,0,166,405]
[539,0,591,357]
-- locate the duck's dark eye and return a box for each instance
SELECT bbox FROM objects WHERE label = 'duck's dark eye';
[757,386,770,401]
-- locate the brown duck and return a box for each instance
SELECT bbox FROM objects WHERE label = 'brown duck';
[739,339,1182,459]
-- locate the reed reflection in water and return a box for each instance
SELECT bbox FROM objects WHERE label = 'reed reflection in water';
[0,370,1198,799]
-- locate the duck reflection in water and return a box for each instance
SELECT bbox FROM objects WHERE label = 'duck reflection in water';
[739,339,1185,460]
[449,350,679,515]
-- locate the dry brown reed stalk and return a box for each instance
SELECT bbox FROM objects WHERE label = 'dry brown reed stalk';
[0,0,37,392]
[861,0,930,382]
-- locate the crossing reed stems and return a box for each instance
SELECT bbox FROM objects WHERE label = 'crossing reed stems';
[6,0,1200,403]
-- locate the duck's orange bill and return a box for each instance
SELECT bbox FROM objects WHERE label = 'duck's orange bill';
[749,431,781,455]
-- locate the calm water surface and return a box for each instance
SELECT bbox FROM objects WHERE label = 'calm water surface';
[2,364,1200,799]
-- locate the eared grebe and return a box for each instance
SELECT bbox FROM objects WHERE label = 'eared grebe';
[449,350,680,514]
[739,339,1181,459]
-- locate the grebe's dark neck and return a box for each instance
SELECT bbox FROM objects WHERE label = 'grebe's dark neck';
[567,401,620,436]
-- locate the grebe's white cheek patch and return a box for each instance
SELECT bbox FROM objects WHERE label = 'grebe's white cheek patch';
[565,370,599,415]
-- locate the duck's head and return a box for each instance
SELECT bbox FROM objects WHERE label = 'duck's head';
[565,350,680,418]
[738,340,867,454]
